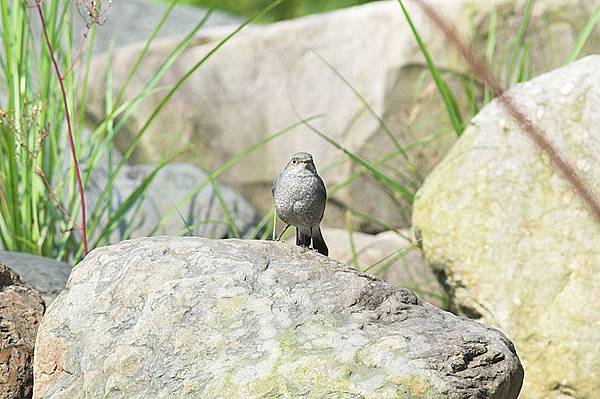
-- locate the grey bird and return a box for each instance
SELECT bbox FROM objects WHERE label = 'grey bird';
[272,152,328,256]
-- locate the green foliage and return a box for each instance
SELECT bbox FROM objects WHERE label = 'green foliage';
[398,0,465,136]
[0,0,291,262]
[176,0,377,21]
[0,0,83,259]
[567,3,600,63]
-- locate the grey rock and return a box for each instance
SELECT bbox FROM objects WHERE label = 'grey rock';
[1,265,45,399]
[321,228,448,308]
[86,162,261,242]
[34,237,523,398]
[413,56,600,398]
[74,0,241,53]
[0,251,71,305]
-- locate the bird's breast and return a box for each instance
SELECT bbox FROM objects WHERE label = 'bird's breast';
[273,172,325,227]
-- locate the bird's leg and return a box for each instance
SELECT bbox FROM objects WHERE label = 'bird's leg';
[276,224,291,241]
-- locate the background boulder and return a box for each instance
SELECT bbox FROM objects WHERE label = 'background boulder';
[0,252,70,305]
[86,162,261,243]
[73,0,241,53]
[34,237,523,398]
[85,0,600,230]
[412,56,600,398]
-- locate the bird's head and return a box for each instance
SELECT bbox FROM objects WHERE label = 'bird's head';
[288,151,317,173]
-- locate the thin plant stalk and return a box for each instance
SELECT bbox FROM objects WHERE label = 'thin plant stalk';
[34,0,88,255]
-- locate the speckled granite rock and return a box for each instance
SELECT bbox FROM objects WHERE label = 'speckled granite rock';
[34,237,523,398]
[0,251,70,305]
[413,56,600,398]
[1,265,45,399]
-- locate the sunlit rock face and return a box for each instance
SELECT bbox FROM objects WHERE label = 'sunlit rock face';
[34,237,523,398]
[85,0,600,231]
[413,56,600,398]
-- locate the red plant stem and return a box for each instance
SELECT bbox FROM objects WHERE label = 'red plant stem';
[411,0,600,224]
[35,0,88,255]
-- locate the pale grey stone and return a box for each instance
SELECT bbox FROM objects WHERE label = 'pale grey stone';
[34,237,523,398]
[86,162,261,242]
[413,56,600,398]
[75,0,241,53]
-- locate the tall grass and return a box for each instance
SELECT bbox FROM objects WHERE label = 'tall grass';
[0,0,290,262]
[0,0,84,258]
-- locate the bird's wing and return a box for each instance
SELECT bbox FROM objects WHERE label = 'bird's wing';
[316,174,327,220]
[316,174,327,199]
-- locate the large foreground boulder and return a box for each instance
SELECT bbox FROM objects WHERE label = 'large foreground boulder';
[86,0,600,229]
[0,251,70,305]
[322,228,447,308]
[412,56,600,398]
[1,265,45,399]
[35,237,523,398]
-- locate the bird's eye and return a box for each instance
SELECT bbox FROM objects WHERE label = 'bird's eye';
[292,159,298,164]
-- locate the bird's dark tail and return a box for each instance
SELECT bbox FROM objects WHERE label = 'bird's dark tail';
[312,226,328,256]
[296,227,311,248]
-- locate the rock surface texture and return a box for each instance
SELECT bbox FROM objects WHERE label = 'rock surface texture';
[0,251,70,305]
[1,265,45,399]
[86,0,600,229]
[412,56,600,398]
[34,237,523,398]
[321,228,447,308]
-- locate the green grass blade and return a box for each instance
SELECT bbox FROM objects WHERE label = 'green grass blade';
[566,4,600,63]
[484,8,497,103]
[516,41,531,83]
[205,171,240,238]
[506,0,535,85]
[363,243,416,273]
[90,157,173,250]
[88,0,285,238]
[314,52,408,159]
[397,0,464,136]
[130,0,286,155]
[244,208,275,240]
[345,211,359,270]
[300,116,414,203]
[113,0,181,105]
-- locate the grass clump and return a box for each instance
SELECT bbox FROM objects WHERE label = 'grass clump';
[0,0,293,262]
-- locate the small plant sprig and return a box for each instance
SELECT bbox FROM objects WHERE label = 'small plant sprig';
[34,0,89,255]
